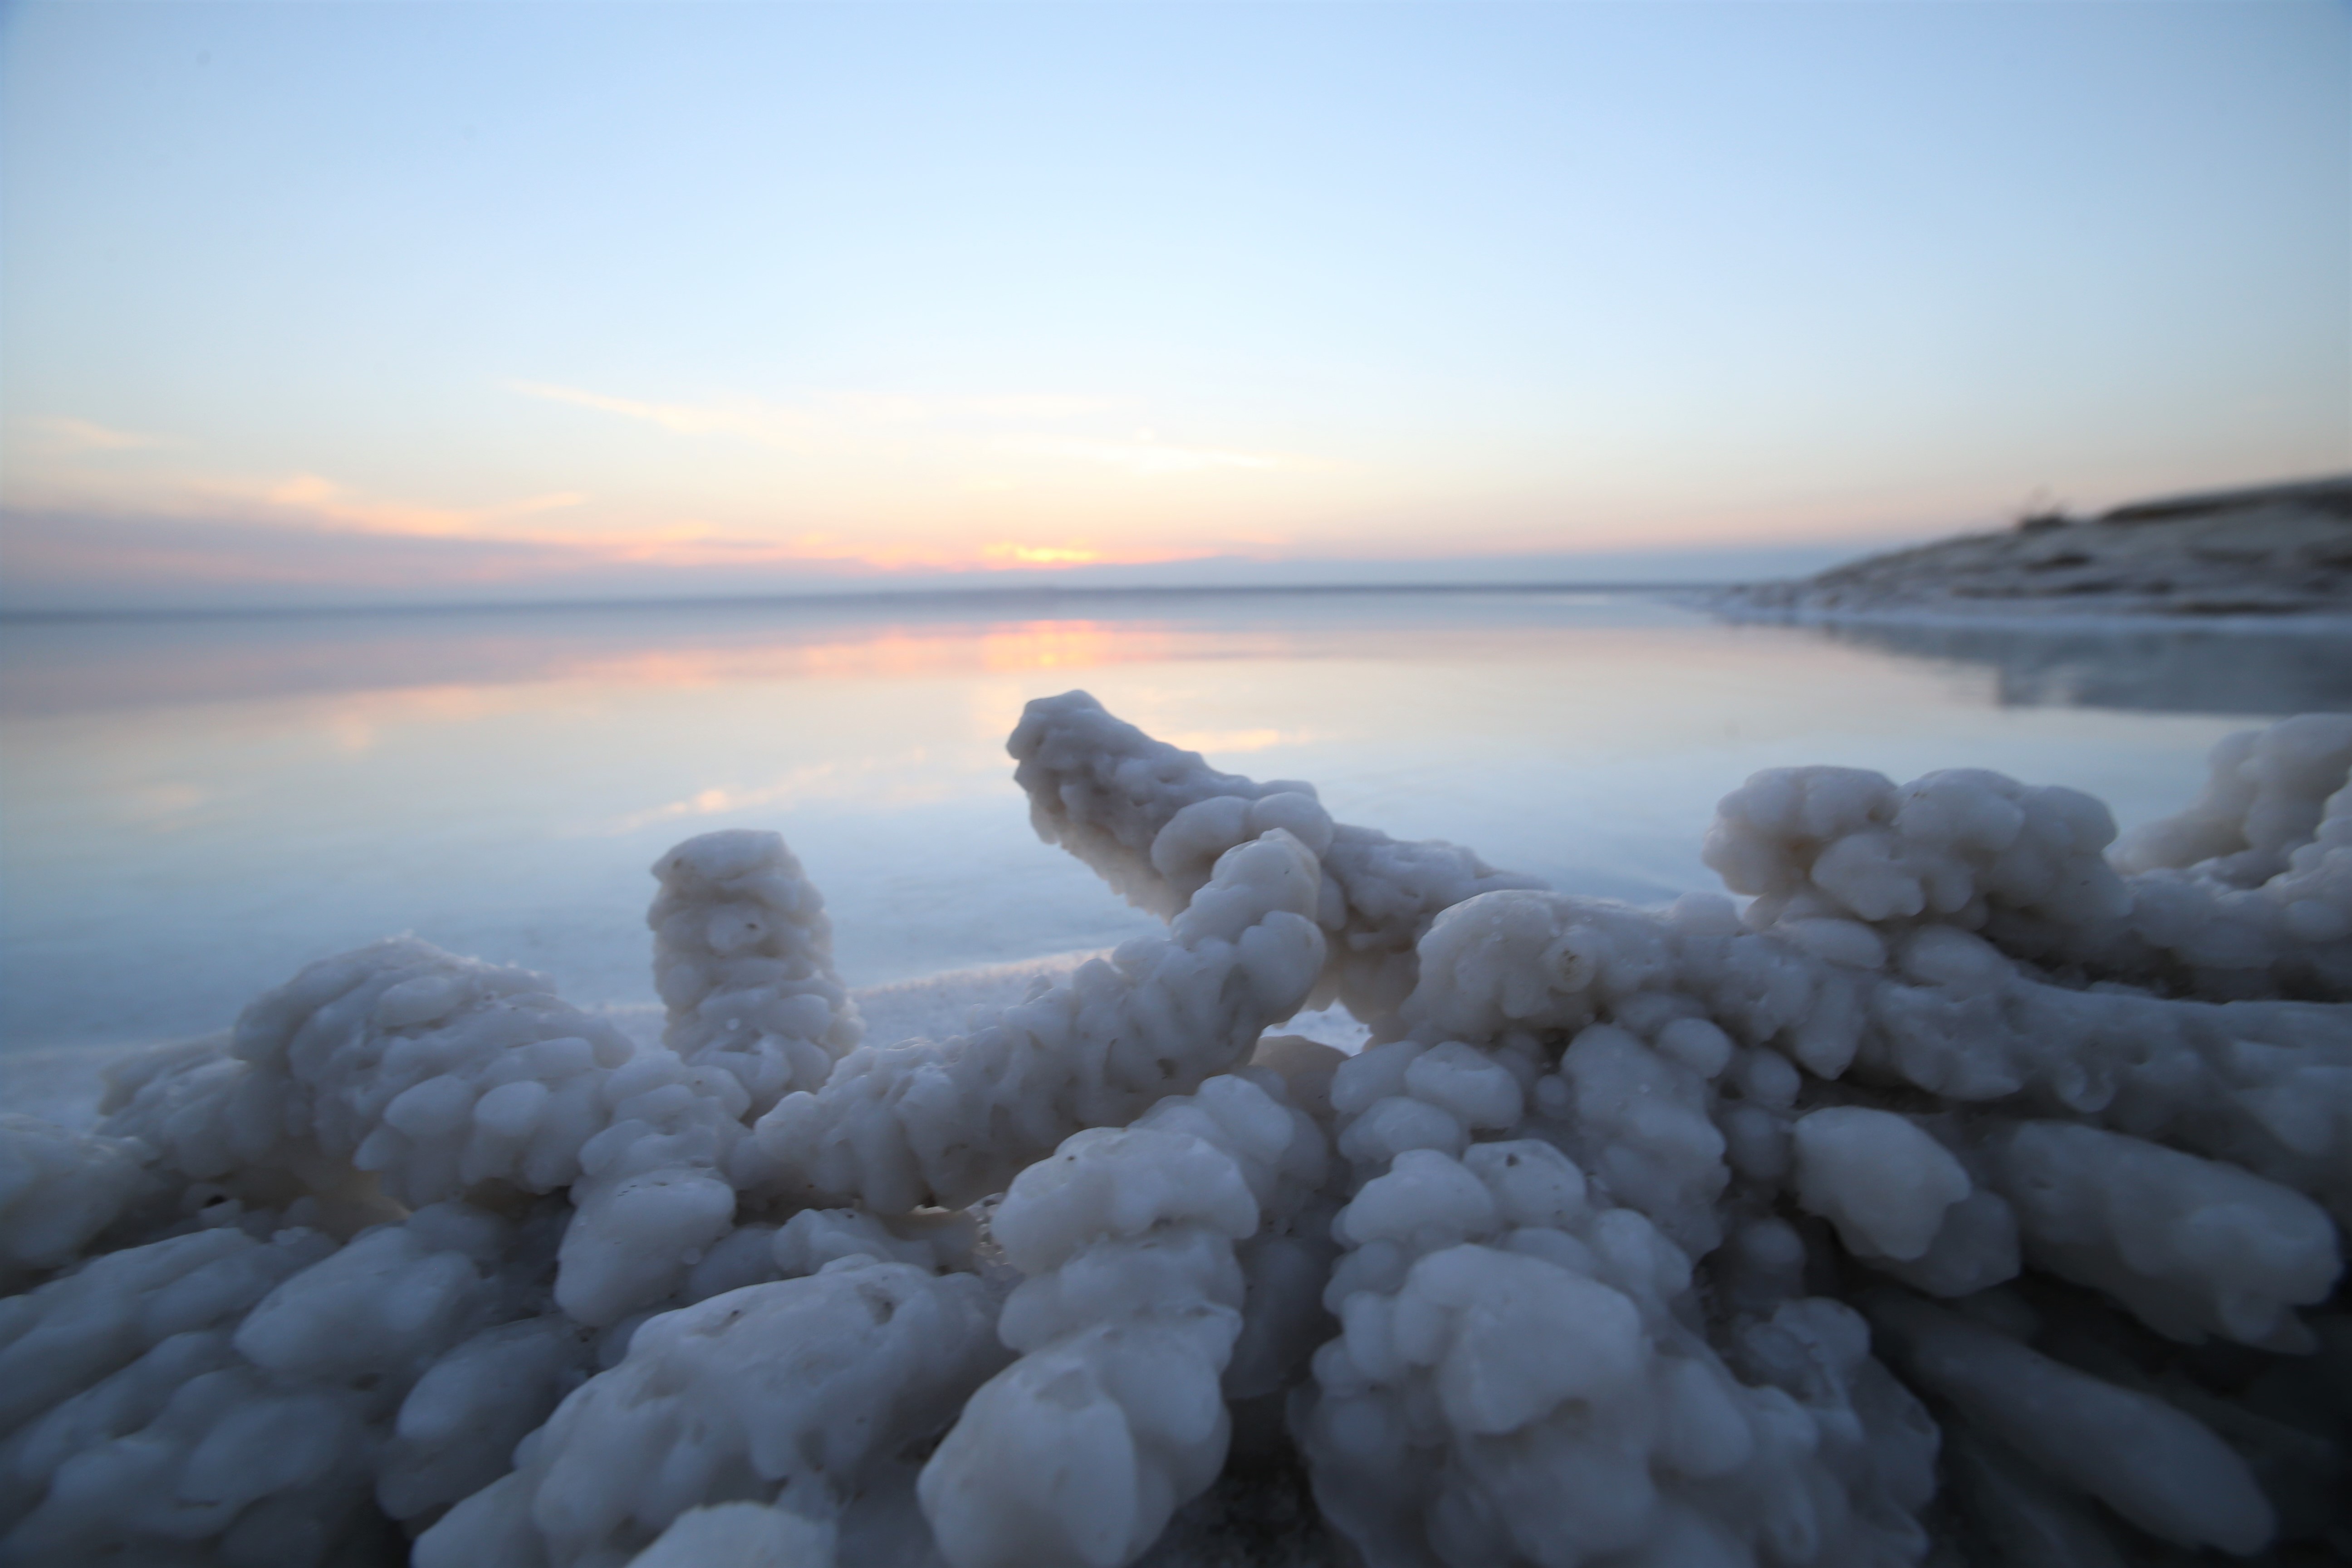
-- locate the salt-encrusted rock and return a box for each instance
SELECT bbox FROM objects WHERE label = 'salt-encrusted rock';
[415,1257,1005,1568]
[1866,1290,2276,1554]
[0,1114,157,1286]
[96,941,631,1210]
[2102,711,2352,996]
[754,829,1326,1212]
[0,1227,334,1455]
[377,1312,596,1524]
[1703,720,2352,999]
[1285,716,2352,1564]
[1977,1119,2341,1351]
[0,1200,564,1566]
[549,1050,758,1327]
[6,699,2350,1568]
[2116,712,2352,883]
[1296,1141,1938,1567]
[97,939,773,1328]
[650,829,861,1117]
[1011,690,1543,1026]
[1393,882,2352,1225]
[1789,1106,1971,1263]
[1703,763,2132,936]
[918,1074,1328,1568]
[625,1501,835,1567]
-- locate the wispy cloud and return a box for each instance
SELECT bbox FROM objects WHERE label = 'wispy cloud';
[195,472,1189,576]
[509,381,1120,443]
[987,436,1281,475]
[32,416,181,454]
[255,474,589,537]
[509,380,1288,478]
[509,382,821,446]
[506,382,997,449]
[8,428,595,549]
[962,394,1115,421]
[0,506,612,600]
[3,384,1296,606]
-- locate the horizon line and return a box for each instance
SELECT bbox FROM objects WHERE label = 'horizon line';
[0,578,1735,627]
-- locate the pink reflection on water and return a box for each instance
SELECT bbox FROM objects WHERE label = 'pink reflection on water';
[2,590,2308,1053]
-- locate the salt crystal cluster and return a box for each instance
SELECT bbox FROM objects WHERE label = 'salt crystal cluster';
[650,829,862,1117]
[2,693,2347,1567]
[1009,693,1542,1025]
[920,1071,1327,1568]
[755,828,1326,1212]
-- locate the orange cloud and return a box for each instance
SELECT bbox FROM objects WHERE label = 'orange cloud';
[256,474,589,538]
[510,380,1293,483]
[32,416,181,454]
[5,408,1292,599]
[510,381,1121,443]
[147,459,1254,575]
[534,529,1191,576]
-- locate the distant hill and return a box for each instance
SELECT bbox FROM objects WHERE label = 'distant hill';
[1716,476,2352,622]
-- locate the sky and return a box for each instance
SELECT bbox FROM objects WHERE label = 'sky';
[1,0,2346,611]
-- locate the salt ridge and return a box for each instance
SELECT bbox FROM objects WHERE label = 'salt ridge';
[1,692,2347,1566]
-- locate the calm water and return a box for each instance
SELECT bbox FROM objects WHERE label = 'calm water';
[5,588,2347,1057]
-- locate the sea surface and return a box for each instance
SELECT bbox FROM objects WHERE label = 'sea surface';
[5,588,2348,1067]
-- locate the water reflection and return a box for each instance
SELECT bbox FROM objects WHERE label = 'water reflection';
[1805,618,2352,715]
[0,589,2323,1053]
[0,588,1669,718]
[2,600,1196,717]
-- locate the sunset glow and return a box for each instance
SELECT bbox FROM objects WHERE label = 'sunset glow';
[517,619,1196,688]
[1,1,2342,610]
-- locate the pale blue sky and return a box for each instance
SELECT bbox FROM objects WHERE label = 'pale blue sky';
[3,0,2346,608]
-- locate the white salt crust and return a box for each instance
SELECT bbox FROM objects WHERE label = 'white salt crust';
[0,695,2345,1568]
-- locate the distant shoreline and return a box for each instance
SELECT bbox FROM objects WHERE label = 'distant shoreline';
[1713,475,2352,627]
[1710,601,2352,637]
[15,475,2347,629]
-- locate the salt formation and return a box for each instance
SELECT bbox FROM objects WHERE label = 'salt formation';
[919,1072,1328,1568]
[754,827,1327,1212]
[417,1253,1004,1567]
[0,1115,153,1287]
[649,830,862,1117]
[2,697,2349,1568]
[1010,692,1542,1026]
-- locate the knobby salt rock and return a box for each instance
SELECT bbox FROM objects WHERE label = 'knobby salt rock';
[0,695,2346,1567]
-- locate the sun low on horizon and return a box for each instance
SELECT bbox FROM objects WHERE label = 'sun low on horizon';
[1,0,2345,612]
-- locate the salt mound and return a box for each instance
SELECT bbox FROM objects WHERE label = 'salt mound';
[3,694,2348,1567]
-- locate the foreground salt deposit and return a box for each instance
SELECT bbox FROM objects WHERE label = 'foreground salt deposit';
[3,695,2348,1567]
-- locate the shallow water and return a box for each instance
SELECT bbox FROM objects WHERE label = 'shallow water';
[4,588,2342,1058]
